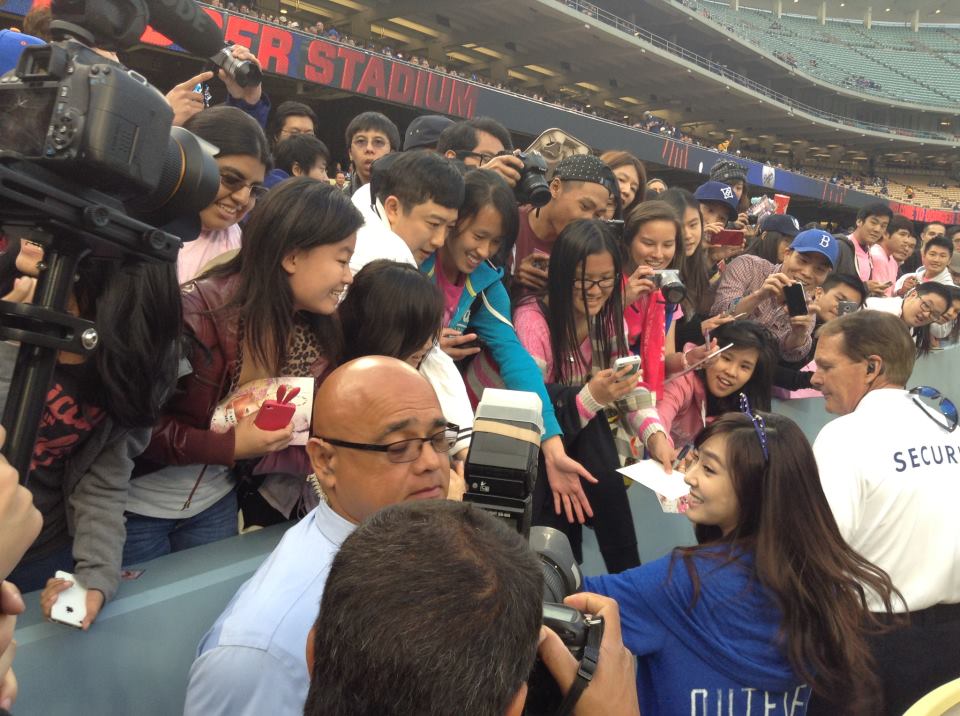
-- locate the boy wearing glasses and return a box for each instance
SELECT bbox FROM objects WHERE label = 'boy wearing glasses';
[184,357,453,716]
[867,282,952,328]
[811,311,960,716]
[344,111,400,195]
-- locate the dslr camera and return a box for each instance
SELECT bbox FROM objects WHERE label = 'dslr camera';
[651,269,686,304]
[464,390,603,715]
[514,151,551,208]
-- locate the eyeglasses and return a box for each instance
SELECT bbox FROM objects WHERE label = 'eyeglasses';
[279,127,311,137]
[908,291,945,322]
[909,386,958,433]
[351,136,389,151]
[317,423,459,463]
[454,150,497,165]
[219,171,268,200]
[574,277,618,291]
[739,393,769,462]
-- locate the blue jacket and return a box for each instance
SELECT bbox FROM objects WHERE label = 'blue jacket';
[264,168,291,189]
[585,548,812,716]
[422,255,561,440]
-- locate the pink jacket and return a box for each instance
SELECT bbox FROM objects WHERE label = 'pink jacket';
[657,371,708,448]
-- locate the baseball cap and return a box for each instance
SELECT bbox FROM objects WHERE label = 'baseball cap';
[694,181,739,219]
[788,229,839,268]
[0,29,45,76]
[403,115,455,151]
[758,214,801,237]
[554,154,617,199]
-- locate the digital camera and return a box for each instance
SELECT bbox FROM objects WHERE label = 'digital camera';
[651,269,686,304]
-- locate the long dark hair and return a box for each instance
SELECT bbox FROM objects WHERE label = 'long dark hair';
[623,200,685,277]
[600,150,647,217]
[201,178,364,371]
[456,169,520,267]
[0,244,180,428]
[339,260,444,362]
[536,219,626,384]
[659,188,713,315]
[702,321,776,415]
[183,105,271,168]
[745,229,791,264]
[679,413,900,711]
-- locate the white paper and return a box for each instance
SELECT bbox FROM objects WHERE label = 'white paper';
[617,460,689,500]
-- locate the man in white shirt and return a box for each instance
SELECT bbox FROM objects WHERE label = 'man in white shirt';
[895,235,955,295]
[183,357,453,716]
[810,310,960,715]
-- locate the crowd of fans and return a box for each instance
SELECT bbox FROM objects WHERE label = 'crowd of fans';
[0,10,959,716]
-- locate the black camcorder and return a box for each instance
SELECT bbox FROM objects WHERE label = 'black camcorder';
[514,151,551,208]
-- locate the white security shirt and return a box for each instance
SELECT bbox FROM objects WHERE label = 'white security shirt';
[813,388,960,612]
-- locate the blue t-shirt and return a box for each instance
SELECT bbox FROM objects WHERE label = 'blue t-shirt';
[584,548,812,716]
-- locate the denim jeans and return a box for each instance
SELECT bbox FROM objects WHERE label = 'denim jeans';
[122,490,239,566]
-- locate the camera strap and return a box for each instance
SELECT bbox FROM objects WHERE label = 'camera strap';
[554,616,604,716]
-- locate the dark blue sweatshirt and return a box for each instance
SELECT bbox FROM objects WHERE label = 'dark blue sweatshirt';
[584,547,812,716]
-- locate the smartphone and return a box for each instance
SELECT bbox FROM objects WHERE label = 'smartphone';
[613,355,642,382]
[459,336,486,351]
[711,228,745,247]
[254,401,296,431]
[50,571,87,629]
[836,300,859,316]
[783,283,808,317]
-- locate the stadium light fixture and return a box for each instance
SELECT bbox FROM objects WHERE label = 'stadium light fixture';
[388,18,441,38]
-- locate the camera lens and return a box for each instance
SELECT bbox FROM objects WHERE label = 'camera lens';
[125,126,220,238]
[229,59,262,88]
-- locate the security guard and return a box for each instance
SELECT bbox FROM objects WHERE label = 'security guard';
[810,310,960,715]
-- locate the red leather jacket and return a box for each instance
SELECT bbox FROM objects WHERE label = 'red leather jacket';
[143,274,242,468]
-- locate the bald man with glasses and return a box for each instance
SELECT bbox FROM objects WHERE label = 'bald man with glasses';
[184,357,452,716]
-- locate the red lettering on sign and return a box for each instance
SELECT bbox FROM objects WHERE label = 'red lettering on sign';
[386,63,416,104]
[413,69,427,107]
[424,74,451,112]
[258,24,293,75]
[224,16,260,51]
[356,56,387,98]
[448,81,478,118]
[305,39,336,84]
[338,47,366,90]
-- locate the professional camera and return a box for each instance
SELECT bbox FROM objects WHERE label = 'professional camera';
[464,388,542,537]
[0,0,222,478]
[651,269,686,304]
[210,43,262,88]
[514,151,551,208]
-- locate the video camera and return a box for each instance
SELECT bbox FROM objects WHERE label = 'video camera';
[463,389,603,715]
[0,0,223,479]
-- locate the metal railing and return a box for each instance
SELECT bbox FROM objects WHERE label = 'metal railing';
[557,0,958,142]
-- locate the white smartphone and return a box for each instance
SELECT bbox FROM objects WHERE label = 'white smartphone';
[613,355,642,382]
[50,570,87,629]
[664,343,735,385]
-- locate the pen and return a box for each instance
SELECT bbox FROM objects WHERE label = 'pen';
[672,444,692,470]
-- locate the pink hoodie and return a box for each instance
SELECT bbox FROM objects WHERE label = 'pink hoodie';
[656,370,709,449]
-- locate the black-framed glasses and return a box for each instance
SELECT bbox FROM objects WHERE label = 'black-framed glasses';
[454,149,496,165]
[219,171,268,200]
[739,393,769,462]
[317,423,459,463]
[574,276,618,291]
[909,386,958,433]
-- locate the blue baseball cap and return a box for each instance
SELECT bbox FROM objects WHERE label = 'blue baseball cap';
[788,229,839,268]
[694,181,739,219]
[758,214,800,237]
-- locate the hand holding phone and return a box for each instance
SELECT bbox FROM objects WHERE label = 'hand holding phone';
[783,283,809,317]
[612,355,641,383]
[710,228,745,247]
[49,571,88,629]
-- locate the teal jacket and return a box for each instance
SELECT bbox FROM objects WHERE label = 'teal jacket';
[422,255,561,440]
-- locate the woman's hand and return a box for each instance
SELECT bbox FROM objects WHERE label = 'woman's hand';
[233,412,294,460]
[587,366,637,407]
[541,436,597,524]
[439,328,481,361]
[164,71,214,127]
[623,265,656,306]
[646,432,676,473]
[683,337,720,368]
[40,577,105,631]
[700,313,737,338]
[516,253,549,292]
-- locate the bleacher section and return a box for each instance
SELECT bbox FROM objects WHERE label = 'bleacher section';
[697,0,960,108]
